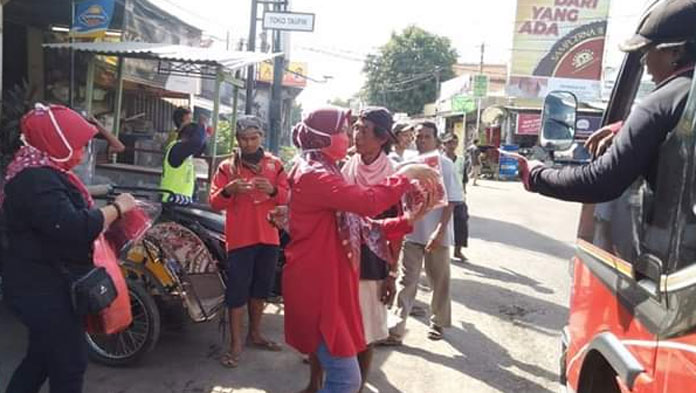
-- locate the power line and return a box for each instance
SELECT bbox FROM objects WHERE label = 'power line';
[153,0,239,41]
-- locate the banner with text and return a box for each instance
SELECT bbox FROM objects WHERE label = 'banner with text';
[507,0,611,102]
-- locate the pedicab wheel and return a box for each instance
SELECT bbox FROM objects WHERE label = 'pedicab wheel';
[86,280,161,366]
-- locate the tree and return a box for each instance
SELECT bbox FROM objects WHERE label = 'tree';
[327,98,351,108]
[363,26,457,115]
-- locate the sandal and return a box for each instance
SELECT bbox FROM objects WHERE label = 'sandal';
[220,351,240,368]
[247,338,283,352]
[427,325,444,341]
[376,335,403,347]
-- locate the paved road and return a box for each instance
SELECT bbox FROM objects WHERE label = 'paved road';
[0,180,581,393]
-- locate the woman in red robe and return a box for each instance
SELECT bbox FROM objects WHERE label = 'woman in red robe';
[283,107,434,393]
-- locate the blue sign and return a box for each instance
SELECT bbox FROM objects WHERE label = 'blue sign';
[72,0,115,38]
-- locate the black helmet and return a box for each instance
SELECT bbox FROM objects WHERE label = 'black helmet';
[620,0,696,52]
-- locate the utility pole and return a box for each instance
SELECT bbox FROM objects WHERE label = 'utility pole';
[479,42,485,73]
[476,42,485,138]
[69,0,75,107]
[245,0,258,115]
[268,0,286,154]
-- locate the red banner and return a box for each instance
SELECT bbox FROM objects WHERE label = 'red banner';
[517,113,542,135]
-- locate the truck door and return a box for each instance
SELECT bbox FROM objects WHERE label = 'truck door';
[653,72,696,393]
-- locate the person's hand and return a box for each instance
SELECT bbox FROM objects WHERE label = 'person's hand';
[252,177,276,195]
[381,276,397,306]
[425,226,445,252]
[267,205,288,230]
[114,193,137,213]
[515,155,543,191]
[85,114,99,126]
[584,125,616,158]
[396,164,438,183]
[225,178,254,195]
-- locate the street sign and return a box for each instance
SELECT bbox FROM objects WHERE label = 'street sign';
[451,95,476,113]
[472,74,489,98]
[262,11,315,32]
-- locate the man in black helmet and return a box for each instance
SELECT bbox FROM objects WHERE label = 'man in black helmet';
[519,0,696,203]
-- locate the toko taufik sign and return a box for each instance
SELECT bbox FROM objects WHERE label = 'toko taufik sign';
[262,11,316,32]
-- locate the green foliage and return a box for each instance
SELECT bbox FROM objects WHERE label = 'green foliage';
[279,145,298,171]
[363,25,457,115]
[215,119,235,156]
[327,98,351,108]
[290,102,303,126]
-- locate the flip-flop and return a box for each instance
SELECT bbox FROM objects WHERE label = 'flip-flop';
[427,325,444,341]
[247,339,283,352]
[376,336,403,347]
[220,351,240,368]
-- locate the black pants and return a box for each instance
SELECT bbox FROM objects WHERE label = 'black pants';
[453,202,469,248]
[6,291,87,393]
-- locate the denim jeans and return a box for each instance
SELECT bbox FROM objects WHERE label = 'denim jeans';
[315,341,361,393]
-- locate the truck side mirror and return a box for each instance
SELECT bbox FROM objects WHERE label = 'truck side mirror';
[540,91,578,152]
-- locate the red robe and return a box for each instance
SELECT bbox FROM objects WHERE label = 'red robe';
[283,160,411,357]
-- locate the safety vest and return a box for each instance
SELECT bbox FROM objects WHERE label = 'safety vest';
[160,140,195,201]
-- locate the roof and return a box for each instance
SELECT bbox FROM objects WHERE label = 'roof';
[43,42,279,72]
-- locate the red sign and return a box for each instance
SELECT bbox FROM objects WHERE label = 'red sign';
[517,113,542,135]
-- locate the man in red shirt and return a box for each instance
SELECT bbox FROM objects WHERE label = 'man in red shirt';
[209,116,289,368]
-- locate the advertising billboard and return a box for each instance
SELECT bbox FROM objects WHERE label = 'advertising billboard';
[257,62,308,88]
[507,0,611,102]
[72,0,115,38]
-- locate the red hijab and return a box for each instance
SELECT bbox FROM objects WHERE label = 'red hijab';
[292,107,351,160]
[21,104,97,170]
[1,104,98,208]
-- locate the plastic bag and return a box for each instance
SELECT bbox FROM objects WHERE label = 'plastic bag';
[104,200,160,254]
[85,235,132,334]
[396,151,448,218]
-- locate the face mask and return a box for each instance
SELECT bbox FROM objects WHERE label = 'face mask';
[298,114,350,161]
[322,132,350,161]
[63,147,85,170]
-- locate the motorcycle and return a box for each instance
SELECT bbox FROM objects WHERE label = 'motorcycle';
[89,185,229,366]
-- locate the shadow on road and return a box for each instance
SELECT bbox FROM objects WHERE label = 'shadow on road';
[454,261,554,294]
[387,321,557,393]
[450,278,567,332]
[469,215,575,260]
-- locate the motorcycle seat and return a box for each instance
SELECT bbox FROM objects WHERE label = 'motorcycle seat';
[170,206,225,234]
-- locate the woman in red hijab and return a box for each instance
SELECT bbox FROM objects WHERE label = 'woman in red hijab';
[284,107,434,393]
[1,104,137,393]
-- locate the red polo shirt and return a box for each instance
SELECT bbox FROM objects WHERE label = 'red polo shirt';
[209,153,289,251]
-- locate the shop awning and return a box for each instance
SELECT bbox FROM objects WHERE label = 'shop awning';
[43,42,280,80]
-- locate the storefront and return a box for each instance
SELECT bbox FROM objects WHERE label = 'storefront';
[502,105,604,149]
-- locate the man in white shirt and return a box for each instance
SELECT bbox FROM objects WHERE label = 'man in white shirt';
[385,121,465,343]
[388,122,417,164]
